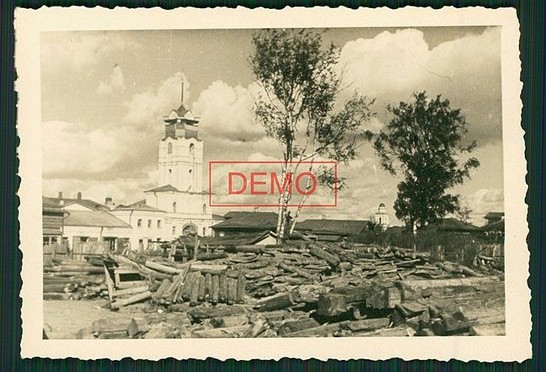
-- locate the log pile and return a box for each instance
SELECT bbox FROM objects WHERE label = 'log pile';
[46,242,506,339]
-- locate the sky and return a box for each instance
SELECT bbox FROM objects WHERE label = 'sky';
[41,26,504,226]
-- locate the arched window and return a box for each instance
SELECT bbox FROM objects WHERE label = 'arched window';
[167,142,173,154]
[172,202,177,213]
[189,143,195,154]
[202,204,207,214]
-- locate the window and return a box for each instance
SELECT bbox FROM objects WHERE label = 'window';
[147,219,152,228]
[172,226,176,235]
[137,219,142,228]
[172,202,177,213]
[167,142,173,154]
[202,227,206,236]
[189,169,192,174]
[157,220,161,228]
[189,143,194,153]
[202,204,207,214]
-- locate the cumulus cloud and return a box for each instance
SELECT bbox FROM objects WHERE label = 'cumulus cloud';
[193,81,266,142]
[464,188,504,224]
[97,64,126,94]
[339,27,502,145]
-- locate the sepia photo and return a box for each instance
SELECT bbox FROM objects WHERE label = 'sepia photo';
[16,6,529,361]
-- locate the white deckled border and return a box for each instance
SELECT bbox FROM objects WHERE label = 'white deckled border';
[16,6,529,361]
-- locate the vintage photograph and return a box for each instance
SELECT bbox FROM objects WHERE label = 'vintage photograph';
[17,7,529,361]
[40,24,507,340]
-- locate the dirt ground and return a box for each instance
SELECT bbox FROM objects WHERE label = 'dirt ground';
[43,299,136,339]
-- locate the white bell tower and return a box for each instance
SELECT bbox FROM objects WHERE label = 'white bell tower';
[158,85,203,192]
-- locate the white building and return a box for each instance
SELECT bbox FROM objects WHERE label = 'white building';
[373,203,390,231]
[111,97,217,250]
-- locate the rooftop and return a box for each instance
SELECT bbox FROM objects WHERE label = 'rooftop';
[43,196,108,211]
[64,210,131,228]
[212,212,278,230]
[114,199,165,212]
[296,219,369,236]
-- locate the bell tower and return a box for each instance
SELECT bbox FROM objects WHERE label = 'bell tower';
[158,85,203,192]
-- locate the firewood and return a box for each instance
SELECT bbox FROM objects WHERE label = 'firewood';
[236,274,246,303]
[254,292,295,312]
[316,293,349,317]
[103,265,114,301]
[43,283,69,293]
[343,318,390,332]
[197,274,206,302]
[110,291,152,310]
[227,277,238,305]
[211,274,219,304]
[219,274,227,303]
[113,285,149,298]
[277,261,315,279]
[188,305,247,321]
[189,264,228,275]
[181,271,196,301]
[204,273,212,301]
[309,245,340,267]
[152,278,172,300]
[197,252,228,261]
[144,260,180,274]
[277,318,320,335]
[242,316,268,338]
[283,322,344,337]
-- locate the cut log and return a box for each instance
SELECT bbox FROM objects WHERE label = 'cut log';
[152,278,172,300]
[43,283,70,293]
[113,285,149,298]
[309,245,340,267]
[43,293,70,300]
[219,274,227,303]
[104,265,114,302]
[203,273,211,301]
[343,318,390,332]
[197,274,206,302]
[254,292,295,312]
[145,260,180,274]
[277,318,320,336]
[127,318,150,338]
[211,274,219,304]
[277,262,316,280]
[110,291,152,310]
[226,277,238,305]
[190,264,228,275]
[188,305,247,321]
[242,317,268,338]
[236,274,246,304]
[197,252,228,261]
[316,293,349,317]
[283,322,343,337]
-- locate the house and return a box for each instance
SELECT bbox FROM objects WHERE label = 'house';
[211,211,279,237]
[62,210,132,257]
[42,197,67,246]
[483,212,504,226]
[430,218,481,234]
[295,218,369,241]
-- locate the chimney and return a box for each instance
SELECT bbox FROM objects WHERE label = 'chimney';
[105,197,112,209]
[77,192,82,200]
[58,191,63,200]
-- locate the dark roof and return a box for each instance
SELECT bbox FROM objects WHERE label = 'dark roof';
[212,212,278,230]
[114,199,165,212]
[175,103,188,118]
[212,214,225,220]
[43,196,108,211]
[296,219,368,236]
[64,210,131,228]
[433,218,480,232]
[144,184,180,193]
[484,212,504,220]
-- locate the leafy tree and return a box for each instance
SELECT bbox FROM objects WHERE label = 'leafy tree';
[249,29,375,241]
[373,91,479,231]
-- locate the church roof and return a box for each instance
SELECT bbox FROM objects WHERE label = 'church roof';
[114,199,165,212]
[144,184,180,193]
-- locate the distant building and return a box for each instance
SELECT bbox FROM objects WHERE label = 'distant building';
[42,196,66,245]
[373,203,390,230]
[211,211,278,237]
[483,212,504,226]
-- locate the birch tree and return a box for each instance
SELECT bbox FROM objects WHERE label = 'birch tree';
[249,29,375,241]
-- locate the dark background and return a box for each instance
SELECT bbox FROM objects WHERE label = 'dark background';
[1,0,544,371]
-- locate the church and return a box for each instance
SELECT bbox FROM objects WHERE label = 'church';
[110,97,219,250]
